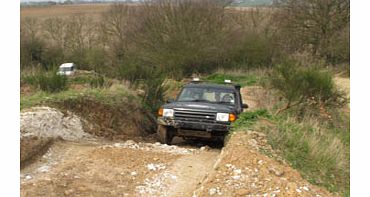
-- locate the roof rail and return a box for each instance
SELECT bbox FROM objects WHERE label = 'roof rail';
[190,77,202,83]
[189,77,241,89]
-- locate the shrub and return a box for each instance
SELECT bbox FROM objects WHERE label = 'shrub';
[268,60,346,115]
[141,68,168,114]
[24,72,68,93]
[229,33,274,69]
[89,76,106,88]
[117,61,167,115]
[37,73,68,93]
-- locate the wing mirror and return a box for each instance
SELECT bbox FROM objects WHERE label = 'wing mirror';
[242,103,249,109]
[167,98,175,103]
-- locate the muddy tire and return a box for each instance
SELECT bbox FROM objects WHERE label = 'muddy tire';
[157,125,174,145]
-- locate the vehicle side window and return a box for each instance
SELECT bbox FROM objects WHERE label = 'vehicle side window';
[220,93,235,104]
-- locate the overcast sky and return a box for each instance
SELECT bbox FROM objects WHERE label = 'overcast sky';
[21,0,116,2]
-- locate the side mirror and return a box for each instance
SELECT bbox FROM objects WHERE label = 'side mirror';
[242,103,249,109]
[167,98,175,103]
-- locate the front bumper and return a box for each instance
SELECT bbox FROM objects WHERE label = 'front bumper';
[157,117,230,132]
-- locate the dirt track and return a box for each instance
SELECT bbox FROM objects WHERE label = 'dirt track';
[20,133,333,197]
[20,82,347,196]
[20,138,221,197]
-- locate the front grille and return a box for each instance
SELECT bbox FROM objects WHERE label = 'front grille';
[174,109,216,123]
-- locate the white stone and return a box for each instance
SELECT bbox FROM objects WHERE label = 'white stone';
[37,166,49,173]
[232,175,241,180]
[113,143,121,147]
[209,188,217,195]
[233,169,242,174]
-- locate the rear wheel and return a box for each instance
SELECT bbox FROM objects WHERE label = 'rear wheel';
[157,125,175,145]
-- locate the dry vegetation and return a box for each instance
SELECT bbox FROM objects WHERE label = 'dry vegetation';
[21,4,112,19]
[20,0,350,196]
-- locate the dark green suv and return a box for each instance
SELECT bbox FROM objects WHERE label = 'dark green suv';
[157,80,248,144]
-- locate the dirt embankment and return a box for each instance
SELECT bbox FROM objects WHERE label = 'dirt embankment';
[20,82,341,196]
[21,114,335,197]
[52,97,154,139]
[194,131,335,197]
[20,106,222,197]
[21,133,335,197]
[20,107,95,166]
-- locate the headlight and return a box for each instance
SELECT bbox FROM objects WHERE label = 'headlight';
[158,108,163,116]
[216,113,236,122]
[163,109,174,117]
[216,113,229,122]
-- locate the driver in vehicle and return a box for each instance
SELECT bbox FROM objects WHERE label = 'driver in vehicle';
[221,94,233,103]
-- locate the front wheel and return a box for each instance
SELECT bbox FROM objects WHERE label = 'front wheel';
[157,125,174,145]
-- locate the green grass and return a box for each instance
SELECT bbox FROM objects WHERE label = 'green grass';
[262,115,349,195]
[68,75,95,84]
[20,86,134,110]
[232,109,271,130]
[204,73,259,87]
[232,109,349,196]
[225,68,350,196]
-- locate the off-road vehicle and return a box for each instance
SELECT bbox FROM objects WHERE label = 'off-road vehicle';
[157,79,248,144]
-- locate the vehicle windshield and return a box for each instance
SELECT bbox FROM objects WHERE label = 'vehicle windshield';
[59,67,72,72]
[177,87,236,105]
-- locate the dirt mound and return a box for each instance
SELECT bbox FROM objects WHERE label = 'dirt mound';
[20,106,95,166]
[20,134,53,166]
[241,86,278,111]
[52,97,155,140]
[334,76,350,98]
[194,131,335,197]
[21,107,94,141]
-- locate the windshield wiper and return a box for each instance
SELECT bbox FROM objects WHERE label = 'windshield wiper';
[216,101,234,105]
[186,99,211,103]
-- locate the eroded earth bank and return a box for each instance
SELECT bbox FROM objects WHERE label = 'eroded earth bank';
[20,87,336,197]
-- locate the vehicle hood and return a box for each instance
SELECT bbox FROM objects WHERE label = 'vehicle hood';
[162,101,235,113]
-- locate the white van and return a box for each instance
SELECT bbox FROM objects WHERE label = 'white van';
[57,63,76,76]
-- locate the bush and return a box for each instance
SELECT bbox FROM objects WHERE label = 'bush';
[24,72,68,93]
[89,76,105,88]
[38,73,68,93]
[117,61,167,114]
[268,60,346,115]
[141,68,167,114]
[229,33,274,69]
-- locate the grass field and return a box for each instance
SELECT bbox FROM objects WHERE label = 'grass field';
[20,3,273,19]
[21,4,112,19]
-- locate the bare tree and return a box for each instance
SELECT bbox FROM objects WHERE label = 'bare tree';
[276,0,349,62]
[100,4,139,63]
[42,17,66,48]
[21,18,45,68]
